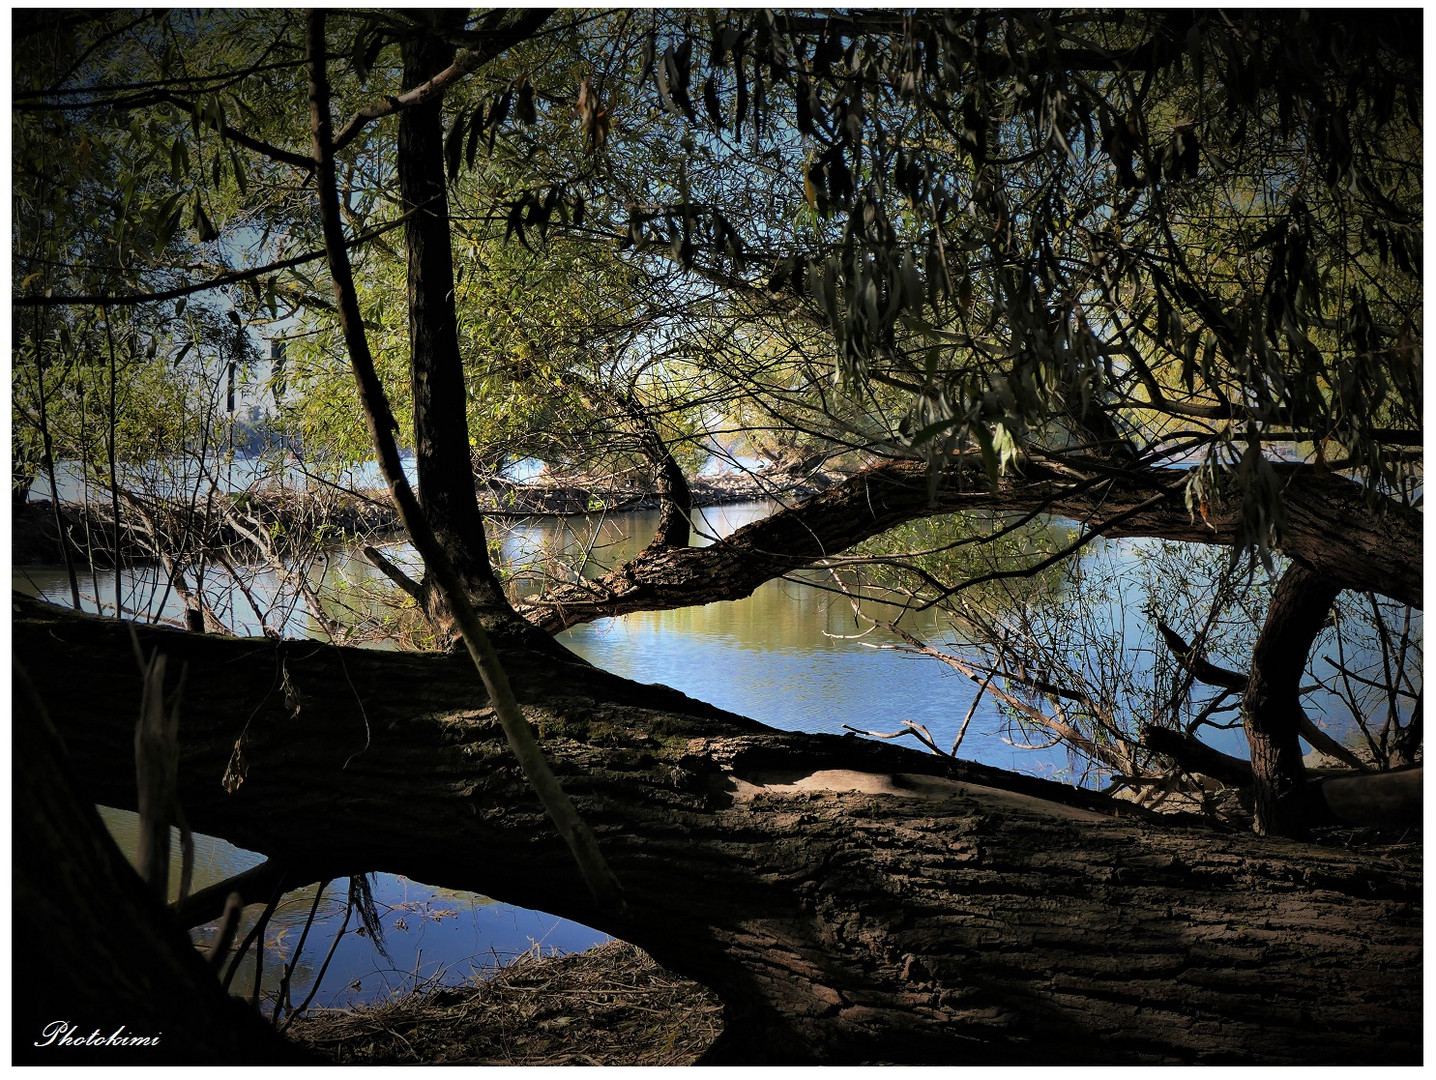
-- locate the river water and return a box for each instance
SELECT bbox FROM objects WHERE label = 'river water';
[17,496,1077,1012]
[19,484,1390,1015]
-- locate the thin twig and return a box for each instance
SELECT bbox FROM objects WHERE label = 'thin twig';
[283,879,356,1031]
[274,879,333,1027]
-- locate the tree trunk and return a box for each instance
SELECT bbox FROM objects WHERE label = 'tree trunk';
[568,373,693,549]
[1242,564,1343,838]
[517,457,1422,632]
[616,387,692,550]
[397,12,515,632]
[14,596,1421,1065]
[12,664,310,1065]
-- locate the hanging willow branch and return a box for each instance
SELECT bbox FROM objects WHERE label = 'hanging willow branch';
[303,9,623,914]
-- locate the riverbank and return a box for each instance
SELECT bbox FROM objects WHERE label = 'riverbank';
[477,461,840,516]
[10,463,846,567]
[285,939,722,1065]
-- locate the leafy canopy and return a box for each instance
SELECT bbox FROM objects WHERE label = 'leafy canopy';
[13,10,1422,544]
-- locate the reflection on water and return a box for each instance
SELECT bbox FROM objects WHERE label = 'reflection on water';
[97,808,605,1013]
[510,502,1056,773]
[25,499,1078,1015]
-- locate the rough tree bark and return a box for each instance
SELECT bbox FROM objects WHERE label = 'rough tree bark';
[1242,564,1344,839]
[14,596,1421,1065]
[396,11,521,633]
[515,456,1422,632]
[12,666,310,1065]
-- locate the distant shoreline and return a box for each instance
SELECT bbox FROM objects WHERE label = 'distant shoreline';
[10,464,848,567]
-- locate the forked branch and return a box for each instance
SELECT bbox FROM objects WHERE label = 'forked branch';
[304,8,622,913]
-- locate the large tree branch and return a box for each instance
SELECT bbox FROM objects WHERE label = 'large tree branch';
[13,594,1422,1064]
[1242,563,1343,838]
[153,90,315,170]
[1140,725,1253,788]
[517,457,1422,632]
[1318,768,1422,827]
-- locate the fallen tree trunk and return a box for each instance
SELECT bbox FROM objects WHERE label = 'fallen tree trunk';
[13,596,1421,1064]
[517,456,1422,632]
[10,490,403,568]
[13,665,309,1065]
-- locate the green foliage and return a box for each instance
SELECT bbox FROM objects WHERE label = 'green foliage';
[565,10,1422,549]
[20,11,1418,539]
[10,8,1421,786]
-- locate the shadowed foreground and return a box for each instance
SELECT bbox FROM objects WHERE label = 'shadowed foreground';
[13,595,1422,1064]
[287,940,723,1065]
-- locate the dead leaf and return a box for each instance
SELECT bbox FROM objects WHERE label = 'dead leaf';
[576,76,610,152]
[221,741,247,793]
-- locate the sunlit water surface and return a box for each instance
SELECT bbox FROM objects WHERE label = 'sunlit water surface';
[17,489,1327,1012]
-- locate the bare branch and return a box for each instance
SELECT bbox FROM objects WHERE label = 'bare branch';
[13,215,410,309]
[330,9,554,154]
[362,544,425,603]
